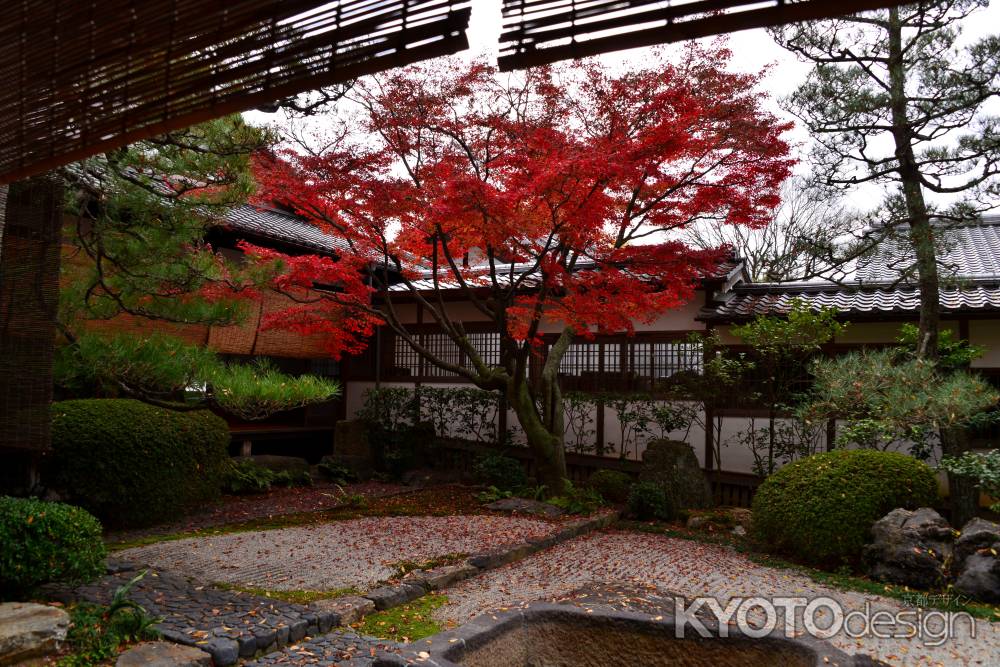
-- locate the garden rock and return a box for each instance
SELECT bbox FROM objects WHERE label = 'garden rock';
[116,641,211,667]
[0,602,69,666]
[638,439,712,509]
[408,563,479,590]
[310,596,374,626]
[953,517,1000,603]
[365,583,424,611]
[484,497,564,517]
[244,455,310,475]
[864,508,953,589]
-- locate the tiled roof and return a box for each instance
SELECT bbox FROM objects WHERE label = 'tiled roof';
[855,216,1000,282]
[220,205,348,256]
[390,253,743,292]
[699,281,1000,321]
[701,217,1000,322]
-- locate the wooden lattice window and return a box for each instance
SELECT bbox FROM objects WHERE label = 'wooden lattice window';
[632,341,703,378]
[468,332,501,367]
[394,336,421,377]
[558,342,620,376]
[392,330,501,378]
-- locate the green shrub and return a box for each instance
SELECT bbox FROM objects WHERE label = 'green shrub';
[317,457,357,486]
[0,497,106,600]
[751,449,939,568]
[548,481,605,515]
[222,459,277,494]
[222,459,313,494]
[627,481,676,521]
[50,399,229,528]
[472,452,528,491]
[476,486,514,503]
[588,470,633,504]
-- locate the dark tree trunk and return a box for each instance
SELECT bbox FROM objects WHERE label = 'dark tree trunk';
[888,8,939,361]
[506,328,573,495]
[942,427,978,527]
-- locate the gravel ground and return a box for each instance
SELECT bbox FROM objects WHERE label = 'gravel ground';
[118,515,558,592]
[433,530,999,667]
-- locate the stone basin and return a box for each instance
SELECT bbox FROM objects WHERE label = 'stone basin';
[377,603,882,667]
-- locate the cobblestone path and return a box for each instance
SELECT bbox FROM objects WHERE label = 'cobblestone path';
[63,565,340,665]
[433,530,999,667]
[117,515,558,592]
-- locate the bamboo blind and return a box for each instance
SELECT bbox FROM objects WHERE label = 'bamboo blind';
[498,0,910,70]
[0,1,471,184]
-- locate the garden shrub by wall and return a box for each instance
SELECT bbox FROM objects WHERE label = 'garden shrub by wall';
[751,449,939,569]
[0,496,106,599]
[588,469,633,504]
[50,399,229,528]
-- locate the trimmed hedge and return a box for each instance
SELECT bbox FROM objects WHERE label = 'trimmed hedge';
[51,399,229,528]
[751,449,939,568]
[1,496,106,600]
[588,469,633,504]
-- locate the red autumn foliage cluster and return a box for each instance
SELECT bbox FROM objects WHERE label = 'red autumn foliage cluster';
[249,45,794,360]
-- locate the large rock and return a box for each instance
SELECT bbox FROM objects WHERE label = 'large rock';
[864,508,953,589]
[0,602,69,666]
[638,439,712,509]
[116,642,212,667]
[953,517,1000,603]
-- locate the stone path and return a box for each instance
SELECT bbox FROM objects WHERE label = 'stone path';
[63,565,338,665]
[244,630,403,666]
[118,515,558,592]
[433,530,999,667]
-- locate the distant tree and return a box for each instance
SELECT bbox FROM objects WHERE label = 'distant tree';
[731,301,845,476]
[58,116,338,418]
[771,0,1000,360]
[684,176,860,282]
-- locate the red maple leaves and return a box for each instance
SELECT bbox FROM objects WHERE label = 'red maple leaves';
[252,45,793,358]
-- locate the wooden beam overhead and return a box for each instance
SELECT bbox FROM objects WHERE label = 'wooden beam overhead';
[499,0,911,71]
[0,1,471,184]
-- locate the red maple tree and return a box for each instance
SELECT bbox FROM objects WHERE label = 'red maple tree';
[249,46,793,489]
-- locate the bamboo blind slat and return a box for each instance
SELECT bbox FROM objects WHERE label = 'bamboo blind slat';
[0,1,471,184]
[498,0,909,71]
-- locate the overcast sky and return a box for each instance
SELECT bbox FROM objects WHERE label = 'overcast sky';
[249,1,1000,212]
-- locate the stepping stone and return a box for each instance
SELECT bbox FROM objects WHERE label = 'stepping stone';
[0,602,69,666]
[116,641,212,667]
[365,583,424,611]
[310,596,375,626]
[484,498,564,517]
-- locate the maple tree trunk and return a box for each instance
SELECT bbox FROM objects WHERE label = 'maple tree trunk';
[507,328,572,495]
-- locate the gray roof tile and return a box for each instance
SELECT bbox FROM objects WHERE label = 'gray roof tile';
[702,217,1000,321]
[221,205,348,255]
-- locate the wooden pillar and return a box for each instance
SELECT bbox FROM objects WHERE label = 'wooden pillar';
[0,177,63,457]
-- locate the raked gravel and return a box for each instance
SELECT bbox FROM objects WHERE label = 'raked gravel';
[117,515,557,592]
[434,530,999,667]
